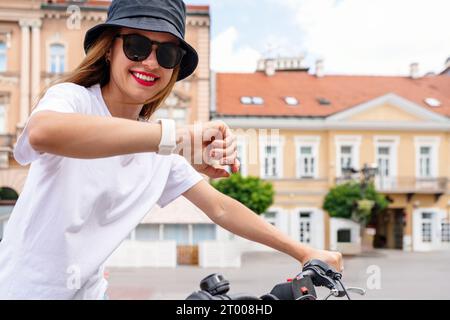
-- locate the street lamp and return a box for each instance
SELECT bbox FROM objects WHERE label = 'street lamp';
[342,163,378,189]
[342,166,358,179]
[360,163,379,191]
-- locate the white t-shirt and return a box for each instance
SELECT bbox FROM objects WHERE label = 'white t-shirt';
[0,82,203,300]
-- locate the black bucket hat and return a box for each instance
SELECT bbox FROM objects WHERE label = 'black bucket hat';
[83,0,198,81]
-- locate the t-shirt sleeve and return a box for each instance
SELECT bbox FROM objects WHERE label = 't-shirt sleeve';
[157,154,204,208]
[13,83,83,166]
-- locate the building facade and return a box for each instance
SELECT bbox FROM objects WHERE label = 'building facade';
[0,0,214,257]
[213,57,450,253]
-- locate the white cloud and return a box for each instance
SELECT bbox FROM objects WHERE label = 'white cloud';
[260,34,306,59]
[280,0,450,75]
[211,27,262,72]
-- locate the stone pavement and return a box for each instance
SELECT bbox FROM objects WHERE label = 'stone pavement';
[106,249,450,300]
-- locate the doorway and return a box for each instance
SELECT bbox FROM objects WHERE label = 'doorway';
[412,210,442,251]
[373,208,404,249]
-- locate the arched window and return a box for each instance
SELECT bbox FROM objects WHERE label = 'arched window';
[49,43,65,73]
[0,42,6,72]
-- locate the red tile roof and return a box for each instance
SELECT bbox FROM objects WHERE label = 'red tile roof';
[187,5,210,12]
[215,71,450,118]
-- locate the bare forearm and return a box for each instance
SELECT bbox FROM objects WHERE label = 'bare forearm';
[184,181,344,272]
[28,111,162,158]
[212,195,312,263]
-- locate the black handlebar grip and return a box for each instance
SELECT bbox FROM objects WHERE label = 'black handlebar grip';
[199,273,230,295]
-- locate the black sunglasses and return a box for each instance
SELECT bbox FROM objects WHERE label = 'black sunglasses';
[115,33,186,69]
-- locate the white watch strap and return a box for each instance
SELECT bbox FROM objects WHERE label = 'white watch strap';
[157,119,177,155]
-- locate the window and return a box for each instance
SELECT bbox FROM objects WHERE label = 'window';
[252,97,264,105]
[335,136,361,177]
[264,145,278,178]
[49,44,65,73]
[424,98,441,108]
[224,138,248,176]
[153,107,169,119]
[260,136,283,179]
[163,224,189,245]
[419,146,432,177]
[374,137,399,189]
[337,229,351,243]
[295,136,320,179]
[263,211,277,226]
[299,146,314,178]
[172,108,186,125]
[377,146,391,177]
[299,212,312,244]
[240,96,264,105]
[240,96,252,105]
[415,138,439,179]
[192,224,216,244]
[340,146,353,172]
[421,213,433,243]
[236,140,248,176]
[442,222,450,243]
[422,213,432,219]
[152,107,186,124]
[317,97,331,106]
[135,224,159,241]
[0,42,6,72]
[284,97,298,106]
[0,152,8,169]
[0,104,5,134]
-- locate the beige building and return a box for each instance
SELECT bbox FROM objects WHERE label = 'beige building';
[0,0,212,253]
[213,57,450,253]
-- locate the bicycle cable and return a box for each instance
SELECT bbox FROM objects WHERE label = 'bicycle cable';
[336,278,351,300]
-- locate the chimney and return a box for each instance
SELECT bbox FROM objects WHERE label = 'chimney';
[265,59,276,77]
[315,59,324,78]
[410,62,420,79]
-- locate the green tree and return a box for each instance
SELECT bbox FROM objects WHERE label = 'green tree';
[211,173,275,215]
[323,181,389,226]
[0,187,19,200]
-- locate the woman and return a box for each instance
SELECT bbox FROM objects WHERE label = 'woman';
[0,0,342,299]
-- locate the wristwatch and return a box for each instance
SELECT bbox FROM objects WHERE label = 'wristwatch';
[157,119,177,155]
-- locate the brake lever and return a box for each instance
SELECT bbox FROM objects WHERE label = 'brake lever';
[302,260,347,298]
[323,288,339,300]
[346,287,366,296]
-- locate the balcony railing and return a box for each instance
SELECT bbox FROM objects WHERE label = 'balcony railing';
[0,134,14,149]
[336,176,448,194]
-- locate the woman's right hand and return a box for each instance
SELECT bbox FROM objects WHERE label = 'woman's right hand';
[175,120,240,178]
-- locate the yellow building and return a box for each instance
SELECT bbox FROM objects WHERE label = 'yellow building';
[213,57,450,252]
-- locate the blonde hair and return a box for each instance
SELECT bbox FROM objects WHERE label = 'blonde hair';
[37,26,180,121]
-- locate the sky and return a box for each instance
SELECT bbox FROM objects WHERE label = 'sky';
[184,0,450,76]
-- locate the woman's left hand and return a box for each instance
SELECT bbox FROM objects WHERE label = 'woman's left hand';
[300,247,344,273]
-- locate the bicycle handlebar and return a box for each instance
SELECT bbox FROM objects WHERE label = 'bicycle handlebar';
[186,259,365,300]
